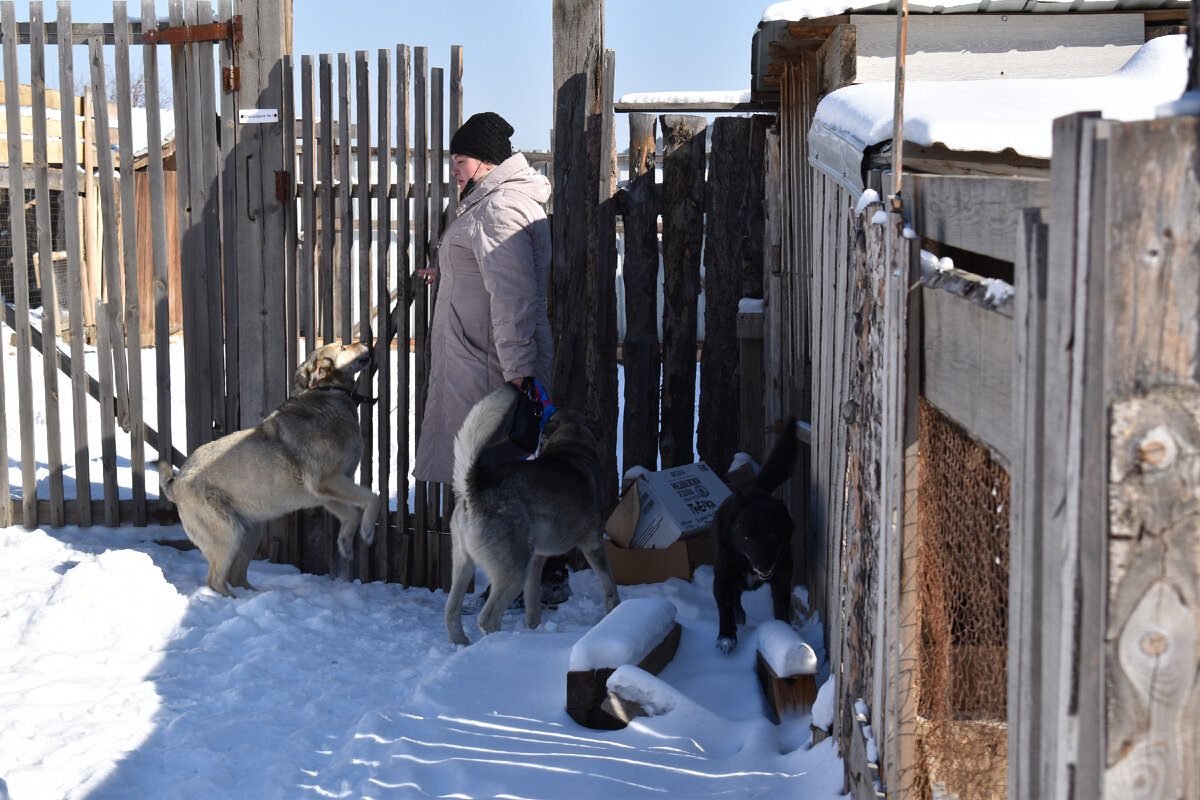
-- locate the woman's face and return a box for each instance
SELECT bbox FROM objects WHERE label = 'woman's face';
[451,155,484,190]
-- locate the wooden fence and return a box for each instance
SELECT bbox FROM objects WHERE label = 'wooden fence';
[1,2,759,595]
[758,25,1200,800]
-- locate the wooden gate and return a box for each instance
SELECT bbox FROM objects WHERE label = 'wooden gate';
[0,1,468,591]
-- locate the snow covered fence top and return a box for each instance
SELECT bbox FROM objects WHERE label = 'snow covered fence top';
[569,598,678,672]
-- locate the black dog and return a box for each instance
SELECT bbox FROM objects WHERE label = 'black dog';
[712,420,799,654]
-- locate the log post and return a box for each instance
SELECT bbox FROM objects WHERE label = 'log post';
[619,112,659,474]
[658,114,705,470]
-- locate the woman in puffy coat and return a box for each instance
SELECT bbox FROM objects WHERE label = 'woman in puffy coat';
[413,111,553,487]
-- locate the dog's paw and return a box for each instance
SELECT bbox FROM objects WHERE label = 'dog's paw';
[716,636,737,655]
[337,536,354,560]
[360,523,375,546]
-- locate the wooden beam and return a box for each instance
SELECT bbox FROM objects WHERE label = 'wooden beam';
[921,268,1015,466]
[905,174,1049,263]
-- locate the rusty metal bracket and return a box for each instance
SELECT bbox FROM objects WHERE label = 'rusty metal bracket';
[143,16,242,92]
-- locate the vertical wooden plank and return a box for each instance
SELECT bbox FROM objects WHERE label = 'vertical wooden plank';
[56,2,91,527]
[427,62,446,580]
[114,1,148,525]
[550,0,604,419]
[411,46,429,589]
[621,112,659,474]
[355,49,372,582]
[337,51,352,345]
[168,0,202,453]
[196,0,225,440]
[29,2,65,527]
[596,48,619,500]
[658,114,705,469]
[87,32,129,521]
[1010,206,1049,800]
[1,1,37,527]
[283,53,298,387]
[447,45,462,223]
[698,116,750,478]
[1101,117,1200,800]
[142,0,174,492]
[300,54,316,360]
[374,46,393,582]
[317,52,334,344]
[395,43,412,584]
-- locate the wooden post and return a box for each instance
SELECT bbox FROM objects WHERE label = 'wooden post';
[551,0,618,502]
[698,117,753,477]
[229,0,289,429]
[658,114,705,470]
[619,112,659,474]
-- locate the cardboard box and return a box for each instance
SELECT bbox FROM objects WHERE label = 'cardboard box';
[605,462,732,549]
[605,535,714,585]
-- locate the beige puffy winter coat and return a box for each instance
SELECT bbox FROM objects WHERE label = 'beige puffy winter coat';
[413,152,553,485]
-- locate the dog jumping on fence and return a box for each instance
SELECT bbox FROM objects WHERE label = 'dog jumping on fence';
[444,384,620,644]
[160,341,379,597]
[712,419,799,654]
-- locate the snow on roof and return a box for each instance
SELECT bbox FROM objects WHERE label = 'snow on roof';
[762,0,1187,20]
[812,33,1187,161]
[616,89,752,106]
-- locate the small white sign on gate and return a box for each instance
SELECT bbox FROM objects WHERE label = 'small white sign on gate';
[238,108,279,124]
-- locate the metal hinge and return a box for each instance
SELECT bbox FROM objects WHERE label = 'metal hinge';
[142,16,243,93]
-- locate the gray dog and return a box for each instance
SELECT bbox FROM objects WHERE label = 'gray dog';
[444,384,620,644]
[160,341,379,597]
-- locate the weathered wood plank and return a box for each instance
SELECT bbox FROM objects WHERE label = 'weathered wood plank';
[906,175,1050,263]
[658,113,705,469]
[142,0,172,520]
[355,49,372,583]
[699,117,752,477]
[114,3,147,525]
[300,54,316,358]
[318,52,334,342]
[1101,116,1200,800]
[1007,207,1048,800]
[921,268,1015,465]
[394,42,411,580]
[411,45,429,590]
[373,46,393,581]
[337,52,352,345]
[1,5,38,527]
[56,1,90,527]
[28,3,65,527]
[619,112,659,474]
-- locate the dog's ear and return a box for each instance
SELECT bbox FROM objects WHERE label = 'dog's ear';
[295,357,334,389]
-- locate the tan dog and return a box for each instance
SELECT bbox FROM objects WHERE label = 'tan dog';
[161,342,379,597]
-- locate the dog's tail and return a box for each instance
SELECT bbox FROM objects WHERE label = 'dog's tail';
[452,384,521,503]
[155,461,177,503]
[752,417,798,495]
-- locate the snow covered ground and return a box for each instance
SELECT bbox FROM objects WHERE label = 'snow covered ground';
[1,317,842,799]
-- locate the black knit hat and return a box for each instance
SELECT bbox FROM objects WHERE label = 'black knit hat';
[450,111,514,165]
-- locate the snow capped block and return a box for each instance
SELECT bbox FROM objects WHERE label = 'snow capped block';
[566,598,681,730]
[756,620,818,677]
[569,598,677,671]
[754,620,819,722]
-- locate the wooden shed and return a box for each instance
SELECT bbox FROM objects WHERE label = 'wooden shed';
[746,1,1193,798]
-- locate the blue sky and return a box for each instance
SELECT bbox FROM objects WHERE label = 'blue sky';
[288,0,766,151]
[24,0,768,152]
